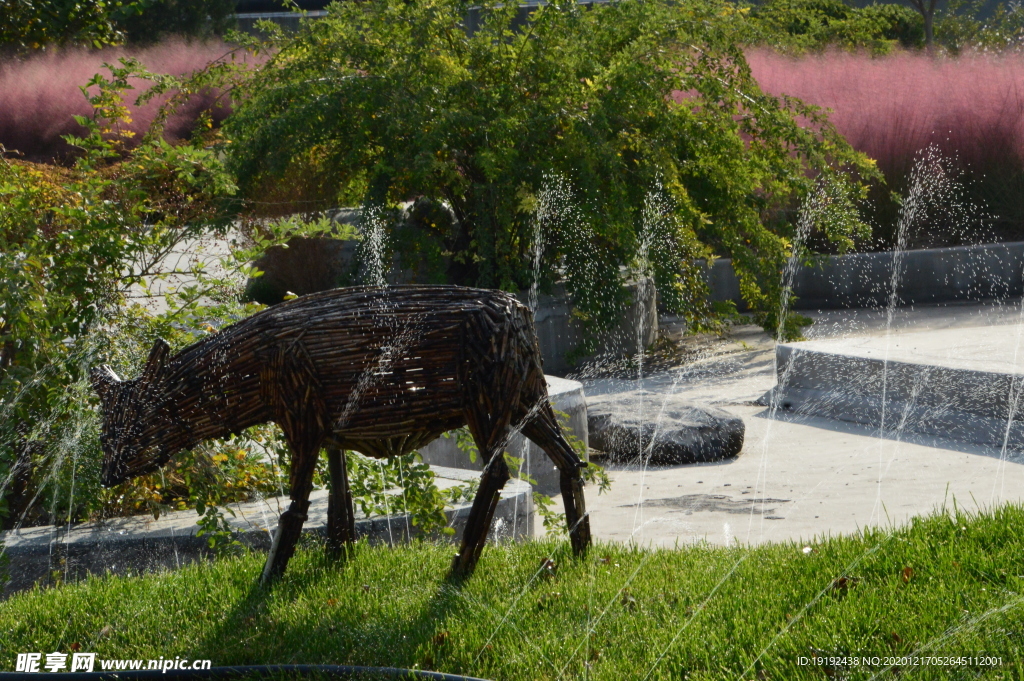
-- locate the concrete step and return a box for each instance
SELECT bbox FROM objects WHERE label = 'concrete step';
[766,325,1024,450]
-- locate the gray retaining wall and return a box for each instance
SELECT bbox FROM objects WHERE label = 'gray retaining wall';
[765,341,1024,451]
[708,241,1024,310]
[521,280,657,376]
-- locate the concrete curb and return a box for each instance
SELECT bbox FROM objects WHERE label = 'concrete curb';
[1,466,532,598]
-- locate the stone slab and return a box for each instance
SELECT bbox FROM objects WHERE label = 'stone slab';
[1,466,531,597]
[418,376,587,495]
[767,325,1024,450]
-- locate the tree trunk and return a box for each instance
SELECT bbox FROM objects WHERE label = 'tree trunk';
[909,0,938,48]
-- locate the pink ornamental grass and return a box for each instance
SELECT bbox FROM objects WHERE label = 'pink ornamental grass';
[746,48,1024,180]
[0,40,256,163]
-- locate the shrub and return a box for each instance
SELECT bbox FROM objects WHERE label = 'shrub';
[0,0,143,52]
[0,59,236,528]
[121,0,236,46]
[933,0,1024,54]
[747,0,924,53]
[223,0,877,340]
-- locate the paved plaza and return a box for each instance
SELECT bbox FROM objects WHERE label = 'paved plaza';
[580,300,1024,548]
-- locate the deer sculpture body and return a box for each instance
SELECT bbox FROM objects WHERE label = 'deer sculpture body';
[91,285,591,583]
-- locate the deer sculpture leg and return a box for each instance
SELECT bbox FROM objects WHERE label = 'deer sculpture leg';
[450,436,513,578]
[522,401,592,556]
[326,447,357,558]
[262,442,321,584]
[449,327,523,578]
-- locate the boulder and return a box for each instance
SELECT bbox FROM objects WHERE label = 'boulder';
[587,391,744,465]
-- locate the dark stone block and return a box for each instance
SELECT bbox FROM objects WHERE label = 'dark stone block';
[588,391,744,465]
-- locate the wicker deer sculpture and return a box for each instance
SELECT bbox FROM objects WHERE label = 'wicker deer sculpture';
[91,285,591,583]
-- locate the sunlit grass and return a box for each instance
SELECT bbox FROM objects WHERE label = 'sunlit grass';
[3,504,1024,680]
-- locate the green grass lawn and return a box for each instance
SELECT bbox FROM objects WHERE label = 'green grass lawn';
[3,504,1024,680]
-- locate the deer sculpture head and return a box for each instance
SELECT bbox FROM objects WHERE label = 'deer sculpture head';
[90,339,177,487]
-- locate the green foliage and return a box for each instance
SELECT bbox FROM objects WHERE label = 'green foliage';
[0,0,144,50]
[223,0,877,340]
[864,2,928,48]
[753,0,922,51]
[98,418,285,520]
[741,0,1024,54]
[239,214,359,304]
[746,0,924,53]
[0,59,316,539]
[343,451,478,536]
[120,0,236,46]
[934,0,1024,53]
[440,426,480,465]
[0,0,236,51]
[195,505,246,557]
[0,59,236,529]
[532,460,611,536]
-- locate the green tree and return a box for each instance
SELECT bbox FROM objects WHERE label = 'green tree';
[747,0,924,52]
[0,0,235,51]
[905,0,942,46]
[933,0,1024,53]
[120,0,236,46]
[0,0,143,50]
[224,0,878,342]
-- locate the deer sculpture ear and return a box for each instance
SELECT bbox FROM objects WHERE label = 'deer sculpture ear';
[90,365,122,403]
[141,338,171,381]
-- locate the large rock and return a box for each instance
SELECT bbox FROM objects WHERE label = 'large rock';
[587,391,744,465]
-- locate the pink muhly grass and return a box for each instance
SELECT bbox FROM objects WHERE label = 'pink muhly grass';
[0,40,257,163]
[746,48,1024,181]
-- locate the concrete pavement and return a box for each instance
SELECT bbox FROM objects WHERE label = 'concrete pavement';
[577,300,1024,548]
